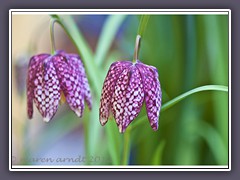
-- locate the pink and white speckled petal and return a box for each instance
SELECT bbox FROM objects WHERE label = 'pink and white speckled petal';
[27,54,50,119]
[27,50,92,121]
[52,54,84,117]
[67,54,92,110]
[99,61,132,126]
[33,59,61,122]
[111,66,144,133]
[136,61,162,131]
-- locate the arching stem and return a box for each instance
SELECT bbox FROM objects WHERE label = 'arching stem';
[50,19,57,54]
[133,35,141,63]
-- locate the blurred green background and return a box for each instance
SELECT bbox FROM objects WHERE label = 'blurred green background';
[12,14,229,166]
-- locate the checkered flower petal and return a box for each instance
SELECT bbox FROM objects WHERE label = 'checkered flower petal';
[136,61,162,131]
[99,60,162,133]
[27,54,50,119]
[111,66,144,133]
[52,54,85,118]
[27,50,92,121]
[66,53,92,110]
[99,61,132,126]
[33,59,61,122]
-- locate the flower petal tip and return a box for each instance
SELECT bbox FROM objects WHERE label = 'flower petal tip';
[74,109,82,118]
[27,112,33,120]
[100,117,108,126]
[43,116,51,122]
[118,124,126,133]
[151,122,159,131]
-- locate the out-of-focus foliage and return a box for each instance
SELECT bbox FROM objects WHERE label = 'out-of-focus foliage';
[12,14,228,166]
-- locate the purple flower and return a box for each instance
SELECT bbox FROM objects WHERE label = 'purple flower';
[99,60,162,133]
[27,50,92,122]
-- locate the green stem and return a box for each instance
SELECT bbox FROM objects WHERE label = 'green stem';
[133,35,141,62]
[122,129,131,165]
[161,85,228,111]
[50,19,57,55]
[131,85,228,130]
[132,15,150,63]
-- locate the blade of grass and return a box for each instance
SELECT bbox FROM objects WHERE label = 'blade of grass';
[95,15,127,66]
[160,85,228,112]
[131,85,228,130]
[122,128,131,165]
[137,15,150,37]
[151,140,165,165]
[106,119,121,165]
[89,99,102,162]
[192,120,228,165]
[202,15,228,147]
[174,15,198,165]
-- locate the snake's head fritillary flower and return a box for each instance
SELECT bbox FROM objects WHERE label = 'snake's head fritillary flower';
[27,50,92,122]
[99,60,162,133]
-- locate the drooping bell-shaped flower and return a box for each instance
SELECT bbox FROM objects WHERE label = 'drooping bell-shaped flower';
[99,59,161,133]
[27,50,92,122]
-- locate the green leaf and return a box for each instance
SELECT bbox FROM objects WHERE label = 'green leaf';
[151,140,166,165]
[161,85,228,112]
[122,128,131,165]
[106,119,121,165]
[131,85,228,130]
[137,15,150,37]
[95,15,127,66]
[192,120,228,165]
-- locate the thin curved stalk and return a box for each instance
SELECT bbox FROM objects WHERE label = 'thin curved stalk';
[49,19,57,54]
[131,85,228,130]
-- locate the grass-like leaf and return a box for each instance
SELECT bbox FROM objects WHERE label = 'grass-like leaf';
[131,85,228,130]
[137,15,150,37]
[193,120,228,165]
[151,140,166,165]
[161,85,228,112]
[95,15,127,66]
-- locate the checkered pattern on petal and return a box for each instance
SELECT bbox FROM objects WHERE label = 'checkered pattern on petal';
[66,54,92,110]
[27,54,50,119]
[136,61,162,131]
[99,61,132,126]
[99,59,162,133]
[52,54,85,117]
[27,50,92,121]
[33,58,61,122]
[111,66,144,133]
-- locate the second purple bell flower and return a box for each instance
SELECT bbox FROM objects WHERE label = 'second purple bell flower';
[99,59,162,133]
